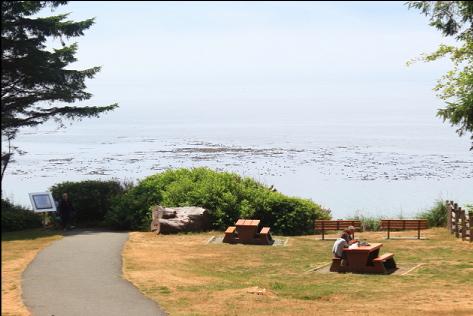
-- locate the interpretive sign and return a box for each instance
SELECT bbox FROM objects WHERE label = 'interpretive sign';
[28,192,57,213]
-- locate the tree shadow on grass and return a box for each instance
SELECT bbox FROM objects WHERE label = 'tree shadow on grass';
[2,227,134,242]
[1,228,64,242]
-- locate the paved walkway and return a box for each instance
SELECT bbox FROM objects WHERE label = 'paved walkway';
[22,229,166,316]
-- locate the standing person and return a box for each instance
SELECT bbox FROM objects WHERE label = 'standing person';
[58,193,75,231]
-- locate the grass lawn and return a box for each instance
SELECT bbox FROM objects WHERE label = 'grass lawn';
[1,229,63,316]
[123,228,473,316]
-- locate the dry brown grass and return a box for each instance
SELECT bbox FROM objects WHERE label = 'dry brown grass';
[1,230,62,316]
[123,228,473,316]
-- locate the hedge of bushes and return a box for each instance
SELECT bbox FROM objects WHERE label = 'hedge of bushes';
[105,167,330,235]
[4,169,329,234]
[50,180,126,227]
[1,199,43,231]
[8,170,468,234]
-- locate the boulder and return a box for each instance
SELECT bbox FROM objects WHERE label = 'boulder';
[150,205,210,234]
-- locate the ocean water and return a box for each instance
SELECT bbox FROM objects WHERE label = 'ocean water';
[2,117,472,219]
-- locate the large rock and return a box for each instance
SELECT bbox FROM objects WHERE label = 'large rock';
[150,205,210,234]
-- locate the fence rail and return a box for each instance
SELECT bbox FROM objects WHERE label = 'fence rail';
[446,201,472,242]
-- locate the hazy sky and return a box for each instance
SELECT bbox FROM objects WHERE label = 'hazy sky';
[39,1,455,126]
[6,1,472,210]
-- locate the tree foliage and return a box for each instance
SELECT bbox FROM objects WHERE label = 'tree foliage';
[407,1,473,149]
[1,1,118,180]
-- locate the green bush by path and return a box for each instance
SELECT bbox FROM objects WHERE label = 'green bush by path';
[50,180,126,227]
[1,199,42,231]
[105,168,330,234]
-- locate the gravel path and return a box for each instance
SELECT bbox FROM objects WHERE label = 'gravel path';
[22,229,166,316]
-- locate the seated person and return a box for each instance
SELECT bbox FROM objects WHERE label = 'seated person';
[332,237,349,265]
[341,226,358,245]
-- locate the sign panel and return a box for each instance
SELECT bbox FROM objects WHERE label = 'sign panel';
[28,192,57,213]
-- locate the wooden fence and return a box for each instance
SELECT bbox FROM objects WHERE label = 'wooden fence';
[446,201,472,242]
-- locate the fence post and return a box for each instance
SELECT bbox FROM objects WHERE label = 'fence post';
[446,200,453,233]
[469,212,472,243]
[321,221,325,240]
[460,208,467,241]
[454,203,460,238]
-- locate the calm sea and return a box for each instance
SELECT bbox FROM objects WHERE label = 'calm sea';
[3,116,472,219]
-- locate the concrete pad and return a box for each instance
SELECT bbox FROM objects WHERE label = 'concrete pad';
[311,262,423,276]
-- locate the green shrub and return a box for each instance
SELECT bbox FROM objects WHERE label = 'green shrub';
[1,199,42,231]
[105,167,330,234]
[417,200,447,227]
[50,180,126,226]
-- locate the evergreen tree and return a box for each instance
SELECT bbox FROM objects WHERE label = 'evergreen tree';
[407,1,473,149]
[1,1,118,180]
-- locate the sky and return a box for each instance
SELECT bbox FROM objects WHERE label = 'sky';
[35,1,456,127]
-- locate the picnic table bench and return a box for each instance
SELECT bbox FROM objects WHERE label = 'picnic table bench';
[380,219,428,239]
[314,220,361,240]
[330,243,397,274]
[223,219,273,245]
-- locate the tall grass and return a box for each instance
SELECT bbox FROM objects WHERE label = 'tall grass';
[417,200,447,227]
[466,204,473,214]
[347,212,383,231]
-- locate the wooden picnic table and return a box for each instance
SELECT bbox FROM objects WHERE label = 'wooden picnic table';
[235,219,261,241]
[330,243,397,274]
[223,219,273,245]
[343,243,383,273]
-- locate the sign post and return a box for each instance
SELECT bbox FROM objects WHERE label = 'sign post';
[28,192,57,227]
